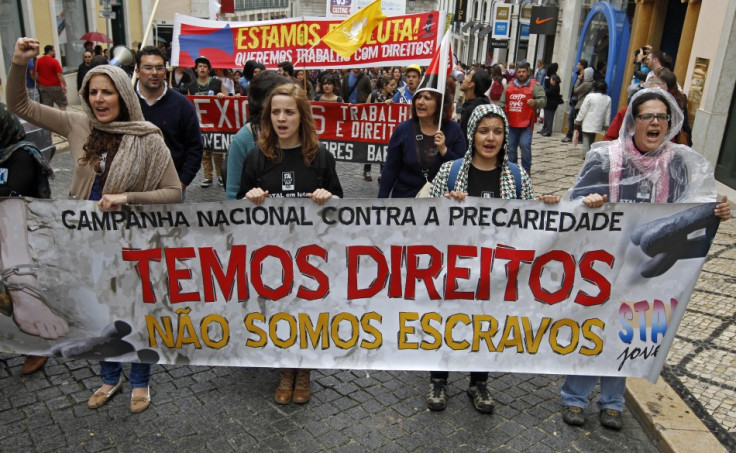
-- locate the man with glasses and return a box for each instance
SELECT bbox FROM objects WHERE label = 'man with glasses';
[135,46,202,198]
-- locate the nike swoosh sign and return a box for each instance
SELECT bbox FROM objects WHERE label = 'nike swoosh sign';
[535,17,553,24]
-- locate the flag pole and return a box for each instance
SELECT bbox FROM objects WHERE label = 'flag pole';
[133,0,161,86]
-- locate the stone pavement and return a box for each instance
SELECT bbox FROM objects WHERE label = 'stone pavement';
[1,122,733,452]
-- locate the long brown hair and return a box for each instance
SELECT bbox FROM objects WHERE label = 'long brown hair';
[258,83,319,165]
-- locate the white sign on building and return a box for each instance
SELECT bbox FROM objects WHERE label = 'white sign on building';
[326,0,405,18]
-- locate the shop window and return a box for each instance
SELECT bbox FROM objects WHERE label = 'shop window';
[56,0,89,71]
[1,0,25,74]
[579,12,609,72]
[716,83,736,189]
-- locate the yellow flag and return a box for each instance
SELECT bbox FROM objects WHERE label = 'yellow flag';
[322,0,386,59]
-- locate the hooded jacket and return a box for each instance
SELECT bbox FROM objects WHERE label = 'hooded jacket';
[7,62,180,203]
[567,88,716,203]
[572,67,595,109]
[429,103,534,199]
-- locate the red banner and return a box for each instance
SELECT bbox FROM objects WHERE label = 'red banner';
[172,12,444,69]
[187,96,410,163]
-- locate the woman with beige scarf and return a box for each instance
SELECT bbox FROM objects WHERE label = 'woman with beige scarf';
[8,37,181,413]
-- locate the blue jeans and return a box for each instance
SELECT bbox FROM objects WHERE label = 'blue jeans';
[100,361,151,388]
[560,375,626,411]
[506,125,533,174]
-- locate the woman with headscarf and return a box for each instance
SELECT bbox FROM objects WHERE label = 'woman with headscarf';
[0,102,65,375]
[8,37,182,413]
[427,103,559,412]
[560,88,730,431]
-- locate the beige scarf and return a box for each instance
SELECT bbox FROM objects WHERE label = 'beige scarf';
[79,65,171,194]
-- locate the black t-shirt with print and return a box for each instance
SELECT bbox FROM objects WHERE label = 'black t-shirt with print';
[238,145,343,199]
[466,165,502,198]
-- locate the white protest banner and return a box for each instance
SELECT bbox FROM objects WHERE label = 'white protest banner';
[1,197,720,382]
[171,11,443,70]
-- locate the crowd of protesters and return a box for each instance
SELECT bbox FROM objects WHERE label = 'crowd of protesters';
[2,35,731,433]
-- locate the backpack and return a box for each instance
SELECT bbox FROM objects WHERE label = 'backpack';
[489,80,504,102]
[446,158,522,198]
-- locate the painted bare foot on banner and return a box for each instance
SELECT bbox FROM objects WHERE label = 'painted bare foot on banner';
[50,321,159,364]
[0,198,70,339]
[9,273,69,339]
[631,202,720,278]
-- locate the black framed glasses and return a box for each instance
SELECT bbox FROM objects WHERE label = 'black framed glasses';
[635,113,670,123]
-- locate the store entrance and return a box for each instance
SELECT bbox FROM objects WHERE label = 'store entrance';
[574,2,630,116]
[716,87,736,189]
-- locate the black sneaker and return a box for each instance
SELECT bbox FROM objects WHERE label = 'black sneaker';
[600,409,623,430]
[218,177,224,186]
[426,378,447,411]
[467,381,495,413]
[562,406,585,426]
[201,178,213,188]
[561,136,572,143]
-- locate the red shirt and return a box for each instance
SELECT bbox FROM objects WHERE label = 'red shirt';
[36,56,63,87]
[504,79,536,128]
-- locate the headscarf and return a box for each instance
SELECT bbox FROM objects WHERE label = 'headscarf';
[569,88,716,203]
[0,102,53,198]
[438,103,515,197]
[79,65,171,195]
[608,88,682,202]
[0,102,25,149]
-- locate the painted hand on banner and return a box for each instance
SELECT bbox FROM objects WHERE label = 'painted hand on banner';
[49,320,160,363]
[631,203,722,278]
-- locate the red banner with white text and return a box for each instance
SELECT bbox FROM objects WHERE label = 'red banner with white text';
[188,96,410,163]
[171,12,444,70]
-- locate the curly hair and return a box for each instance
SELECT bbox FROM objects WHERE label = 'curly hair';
[79,130,123,187]
[258,83,319,166]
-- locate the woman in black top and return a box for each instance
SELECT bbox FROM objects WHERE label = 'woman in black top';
[239,83,342,405]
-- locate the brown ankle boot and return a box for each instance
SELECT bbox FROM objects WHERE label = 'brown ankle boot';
[21,356,47,374]
[274,368,295,404]
[292,369,311,404]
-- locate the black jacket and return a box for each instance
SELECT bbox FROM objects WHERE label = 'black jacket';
[460,96,490,132]
[138,89,204,186]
